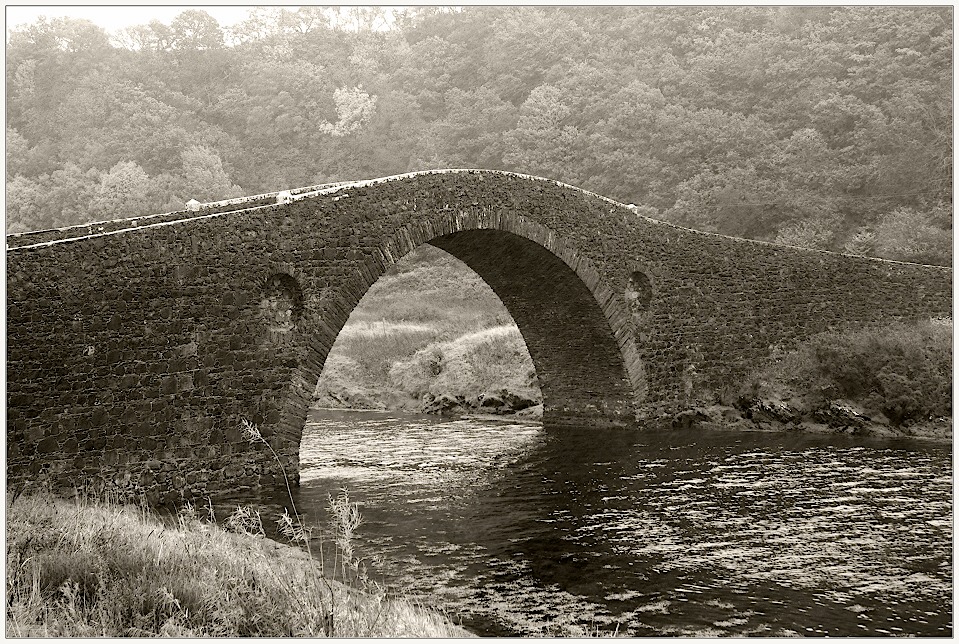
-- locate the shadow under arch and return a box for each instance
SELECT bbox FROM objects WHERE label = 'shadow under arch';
[429,229,635,428]
[274,212,647,478]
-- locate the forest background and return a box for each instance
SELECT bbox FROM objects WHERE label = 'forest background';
[5,6,953,266]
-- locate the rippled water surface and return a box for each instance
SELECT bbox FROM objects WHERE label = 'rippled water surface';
[239,409,953,636]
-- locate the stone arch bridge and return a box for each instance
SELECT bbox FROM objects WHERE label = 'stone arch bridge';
[6,170,951,503]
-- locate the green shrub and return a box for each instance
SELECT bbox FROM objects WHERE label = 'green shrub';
[388,325,540,405]
[872,206,952,266]
[334,322,439,379]
[742,319,952,425]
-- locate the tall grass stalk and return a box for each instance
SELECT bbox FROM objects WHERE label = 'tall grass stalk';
[239,417,339,632]
[239,419,410,636]
[5,491,467,637]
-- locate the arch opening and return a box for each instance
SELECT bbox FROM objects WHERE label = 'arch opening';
[312,244,543,416]
[279,219,643,488]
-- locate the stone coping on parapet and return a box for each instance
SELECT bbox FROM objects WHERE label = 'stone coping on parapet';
[5,168,953,271]
[3,179,355,249]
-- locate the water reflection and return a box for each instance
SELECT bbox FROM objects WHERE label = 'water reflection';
[226,409,953,637]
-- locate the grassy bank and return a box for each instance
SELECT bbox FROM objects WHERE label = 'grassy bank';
[314,244,542,415]
[5,492,471,637]
[674,318,953,440]
[741,318,952,424]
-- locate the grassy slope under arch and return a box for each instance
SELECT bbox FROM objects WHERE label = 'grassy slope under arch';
[313,244,542,415]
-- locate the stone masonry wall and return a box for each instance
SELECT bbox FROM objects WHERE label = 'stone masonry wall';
[6,170,952,503]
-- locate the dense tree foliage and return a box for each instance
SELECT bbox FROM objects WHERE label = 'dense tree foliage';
[6,7,952,265]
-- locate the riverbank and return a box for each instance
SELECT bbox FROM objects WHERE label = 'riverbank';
[5,493,472,637]
[315,325,542,417]
[681,318,953,443]
[665,401,952,442]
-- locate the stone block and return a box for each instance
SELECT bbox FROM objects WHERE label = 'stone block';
[160,376,177,395]
[175,373,194,392]
[35,433,63,453]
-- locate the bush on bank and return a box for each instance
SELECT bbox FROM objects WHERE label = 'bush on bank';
[5,492,470,638]
[738,318,952,428]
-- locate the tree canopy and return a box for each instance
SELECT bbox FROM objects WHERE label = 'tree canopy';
[6,7,952,265]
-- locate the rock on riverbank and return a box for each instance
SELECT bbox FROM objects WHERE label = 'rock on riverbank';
[666,397,952,442]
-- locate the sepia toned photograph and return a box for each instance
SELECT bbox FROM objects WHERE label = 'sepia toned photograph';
[5,4,952,637]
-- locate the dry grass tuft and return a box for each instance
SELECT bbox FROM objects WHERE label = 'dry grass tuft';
[5,492,471,637]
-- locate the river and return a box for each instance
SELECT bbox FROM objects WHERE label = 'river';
[228,408,953,637]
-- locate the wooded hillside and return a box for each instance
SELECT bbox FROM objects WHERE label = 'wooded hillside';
[6,6,952,265]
